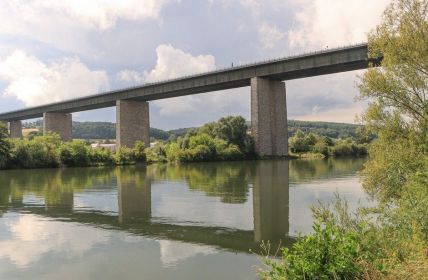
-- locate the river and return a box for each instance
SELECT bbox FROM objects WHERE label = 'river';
[0,158,368,280]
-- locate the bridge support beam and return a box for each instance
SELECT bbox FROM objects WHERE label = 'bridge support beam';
[43,112,72,141]
[251,77,288,157]
[116,100,150,149]
[9,120,22,138]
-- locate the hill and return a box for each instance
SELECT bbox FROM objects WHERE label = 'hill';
[22,119,362,141]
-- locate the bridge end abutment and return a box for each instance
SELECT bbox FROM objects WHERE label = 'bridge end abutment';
[43,112,72,141]
[251,77,288,157]
[116,100,150,149]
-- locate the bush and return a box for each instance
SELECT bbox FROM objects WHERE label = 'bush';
[58,140,90,167]
[89,148,114,165]
[331,140,368,157]
[0,123,11,168]
[183,144,215,162]
[8,134,60,168]
[261,218,362,280]
[133,141,146,162]
[219,144,244,160]
[165,142,182,162]
[146,142,167,162]
[312,141,329,156]
[9,140,32,168]
[114,146,136,165]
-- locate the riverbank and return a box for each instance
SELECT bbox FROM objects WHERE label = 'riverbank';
[0,116,370,170]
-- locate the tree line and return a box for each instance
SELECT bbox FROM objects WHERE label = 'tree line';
[23,119,365,142]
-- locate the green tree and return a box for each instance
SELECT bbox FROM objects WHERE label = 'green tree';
[0,122,11,168]
[359,0,428,202]
[213,116,248,149]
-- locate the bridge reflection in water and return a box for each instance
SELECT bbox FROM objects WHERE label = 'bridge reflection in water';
[0,161,294,253]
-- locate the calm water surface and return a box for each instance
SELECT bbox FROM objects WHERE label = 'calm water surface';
[0,158,368,280]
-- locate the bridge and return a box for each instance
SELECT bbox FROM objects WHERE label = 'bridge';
[0,43,380,156]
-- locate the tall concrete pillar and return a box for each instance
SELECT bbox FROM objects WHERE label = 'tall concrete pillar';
[251,77,288,157]
[117,167,151,224]
[9,120,22,138]
[43,112,72,141]
[253,160,289,242]
[116,100,150,149]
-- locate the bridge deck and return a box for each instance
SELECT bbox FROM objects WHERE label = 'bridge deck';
[0,43,376,121]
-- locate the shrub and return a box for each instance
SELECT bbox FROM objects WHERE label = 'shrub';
[145,142,167,162]
[183,144,215,162]
[312,141,329,156]
[8,134,60,168]
[89,148,114,165]
[165,142,182,162]
[9,140,32,168]
[133,141,146,162]
[219,144,244,160]
[0,123,11,168]
[58,141,90,167]
[114,146,135,165]
[261,219,362,280]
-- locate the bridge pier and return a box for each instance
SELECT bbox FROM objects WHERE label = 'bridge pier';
[251,77,288,157]
[9,120,22,138]
[253,160,289,242]
[116,100,150,149]
[43,112,72,141]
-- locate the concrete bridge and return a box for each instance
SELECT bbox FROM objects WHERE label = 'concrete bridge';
[0,43,380,156]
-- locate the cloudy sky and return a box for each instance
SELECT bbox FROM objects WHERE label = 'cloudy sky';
[0,0,390,129]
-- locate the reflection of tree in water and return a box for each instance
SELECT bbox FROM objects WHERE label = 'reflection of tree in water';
[148,162,254,204]
[288,157,366,181]
[0,167,116,207]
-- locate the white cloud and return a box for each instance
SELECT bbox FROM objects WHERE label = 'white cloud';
[293,104,364,123]
[286,70,366,123]
[117,70,146,84]
[118,44,216,83]
[209,0,288,15]
[0,0,172,31]
[288,0,391,50]
[0,0,176,55]
[118,44,247,120]
[258,22,287,50]
[144,44,216,82]
[0,50,109,107]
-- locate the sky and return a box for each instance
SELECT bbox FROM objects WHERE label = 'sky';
[0,0,391,130]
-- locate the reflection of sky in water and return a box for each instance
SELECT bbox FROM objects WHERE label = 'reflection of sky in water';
[0,213,111,268]
[22,195,45,206]
[0,213,257,280]
[74,190,118,215]
[290,177,370,234]
[0,158,368,280]
[151,181,254,230]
